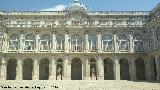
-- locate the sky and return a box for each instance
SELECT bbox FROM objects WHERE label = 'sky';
[0,0,159,11]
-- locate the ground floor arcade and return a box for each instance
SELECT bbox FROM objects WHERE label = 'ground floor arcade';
[0,53,160,81]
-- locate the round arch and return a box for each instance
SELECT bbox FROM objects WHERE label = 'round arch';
[104,58,114,80]
[7,58,17,80]
[71,58,82,80]
[135,58,145,80]
[120,58,130,80]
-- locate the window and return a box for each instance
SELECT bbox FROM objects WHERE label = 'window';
[89,34,97,51]
[24,34,35,50]
[102,34,113,52]
[40,34,51,50]
[117,33,129,51]
[70,34,83,51]
[9,34,19,50]
[56,34,64,51]
[133,34,144,52]
[31,21,40,27]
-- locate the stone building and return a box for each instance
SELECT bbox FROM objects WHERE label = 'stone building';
[0,0,159,83]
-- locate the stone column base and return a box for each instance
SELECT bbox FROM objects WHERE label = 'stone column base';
[49,75,55,80]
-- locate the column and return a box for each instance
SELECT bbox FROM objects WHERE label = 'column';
[129,31,133,53]
[144,60,151,80]
[85,31,89,53]
[64,31,69,53]
[63,57,69,80]
[129,60,136,80]
[115,58,120,80]
[1,58,7,80]
[19,31,24,52]
[52,30,56,52]
[49,58,56,80]
[33,59,39,80]
[155,55,160,80]
[35,31,40,52]
[97,57,103,80]
[113,32,118,53]
[3,30,8,53]
[16,59,23,80]
[84,59,90,80]
[97,31,102,53]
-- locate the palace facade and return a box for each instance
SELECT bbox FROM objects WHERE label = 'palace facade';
[0,0,160,81]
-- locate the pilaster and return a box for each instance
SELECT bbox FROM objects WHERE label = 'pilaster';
[19,31,24,52]
[97,31,102,53]
[49,57,56,80]
[35,31,40,52]
[63,57,70,80]
[51,30,56,52]
[115,58,120,80]
[97,57,103,80]
[33,59,39,80]
[16,59,23,80]
[1,57,7,80]
[113,32,118,53]
[129,31,133,53]
[84,31,89,53]
[64,31,69,53]
[84,59,90,80]
[129,60,136,80]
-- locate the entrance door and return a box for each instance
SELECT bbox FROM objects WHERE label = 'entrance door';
[71,59,82,80]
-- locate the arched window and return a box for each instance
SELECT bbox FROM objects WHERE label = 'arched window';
[9,34,19,50]
[102,34,113,52]
[117,33,129,51]
[56,34,64,51]
[133,34,144,52]
[88,34,97,51]
[40,34,51,50]
[24,34,35,50]
[70,34,83,51]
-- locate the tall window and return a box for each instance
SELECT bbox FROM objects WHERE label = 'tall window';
[40,34,51,50]
[70,34,83,51]
[56,34,64,51]
[117,33,129,51]
[102,34,113,52]
[24,34,35,50]
[89,34,97,51]
[133,34,144,52]
[9,34,19,50]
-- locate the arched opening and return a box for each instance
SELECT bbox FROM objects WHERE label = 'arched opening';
[7,59,17,80]
[23,59,33,80]
[104,58,114,80]
[70,34,83,52]
[56,34,64,51]
[120,58,130,80]
[71,58,82,80]
[9,34,19,50]
[40,34,51,50]
[56,58,63,80]
[135,58,145,80]
[102,34,113,52]
[90,59,97,80]
[39,58,49,80]
[150,56,157,80]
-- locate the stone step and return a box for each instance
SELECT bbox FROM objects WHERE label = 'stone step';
[0,80,159,90]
